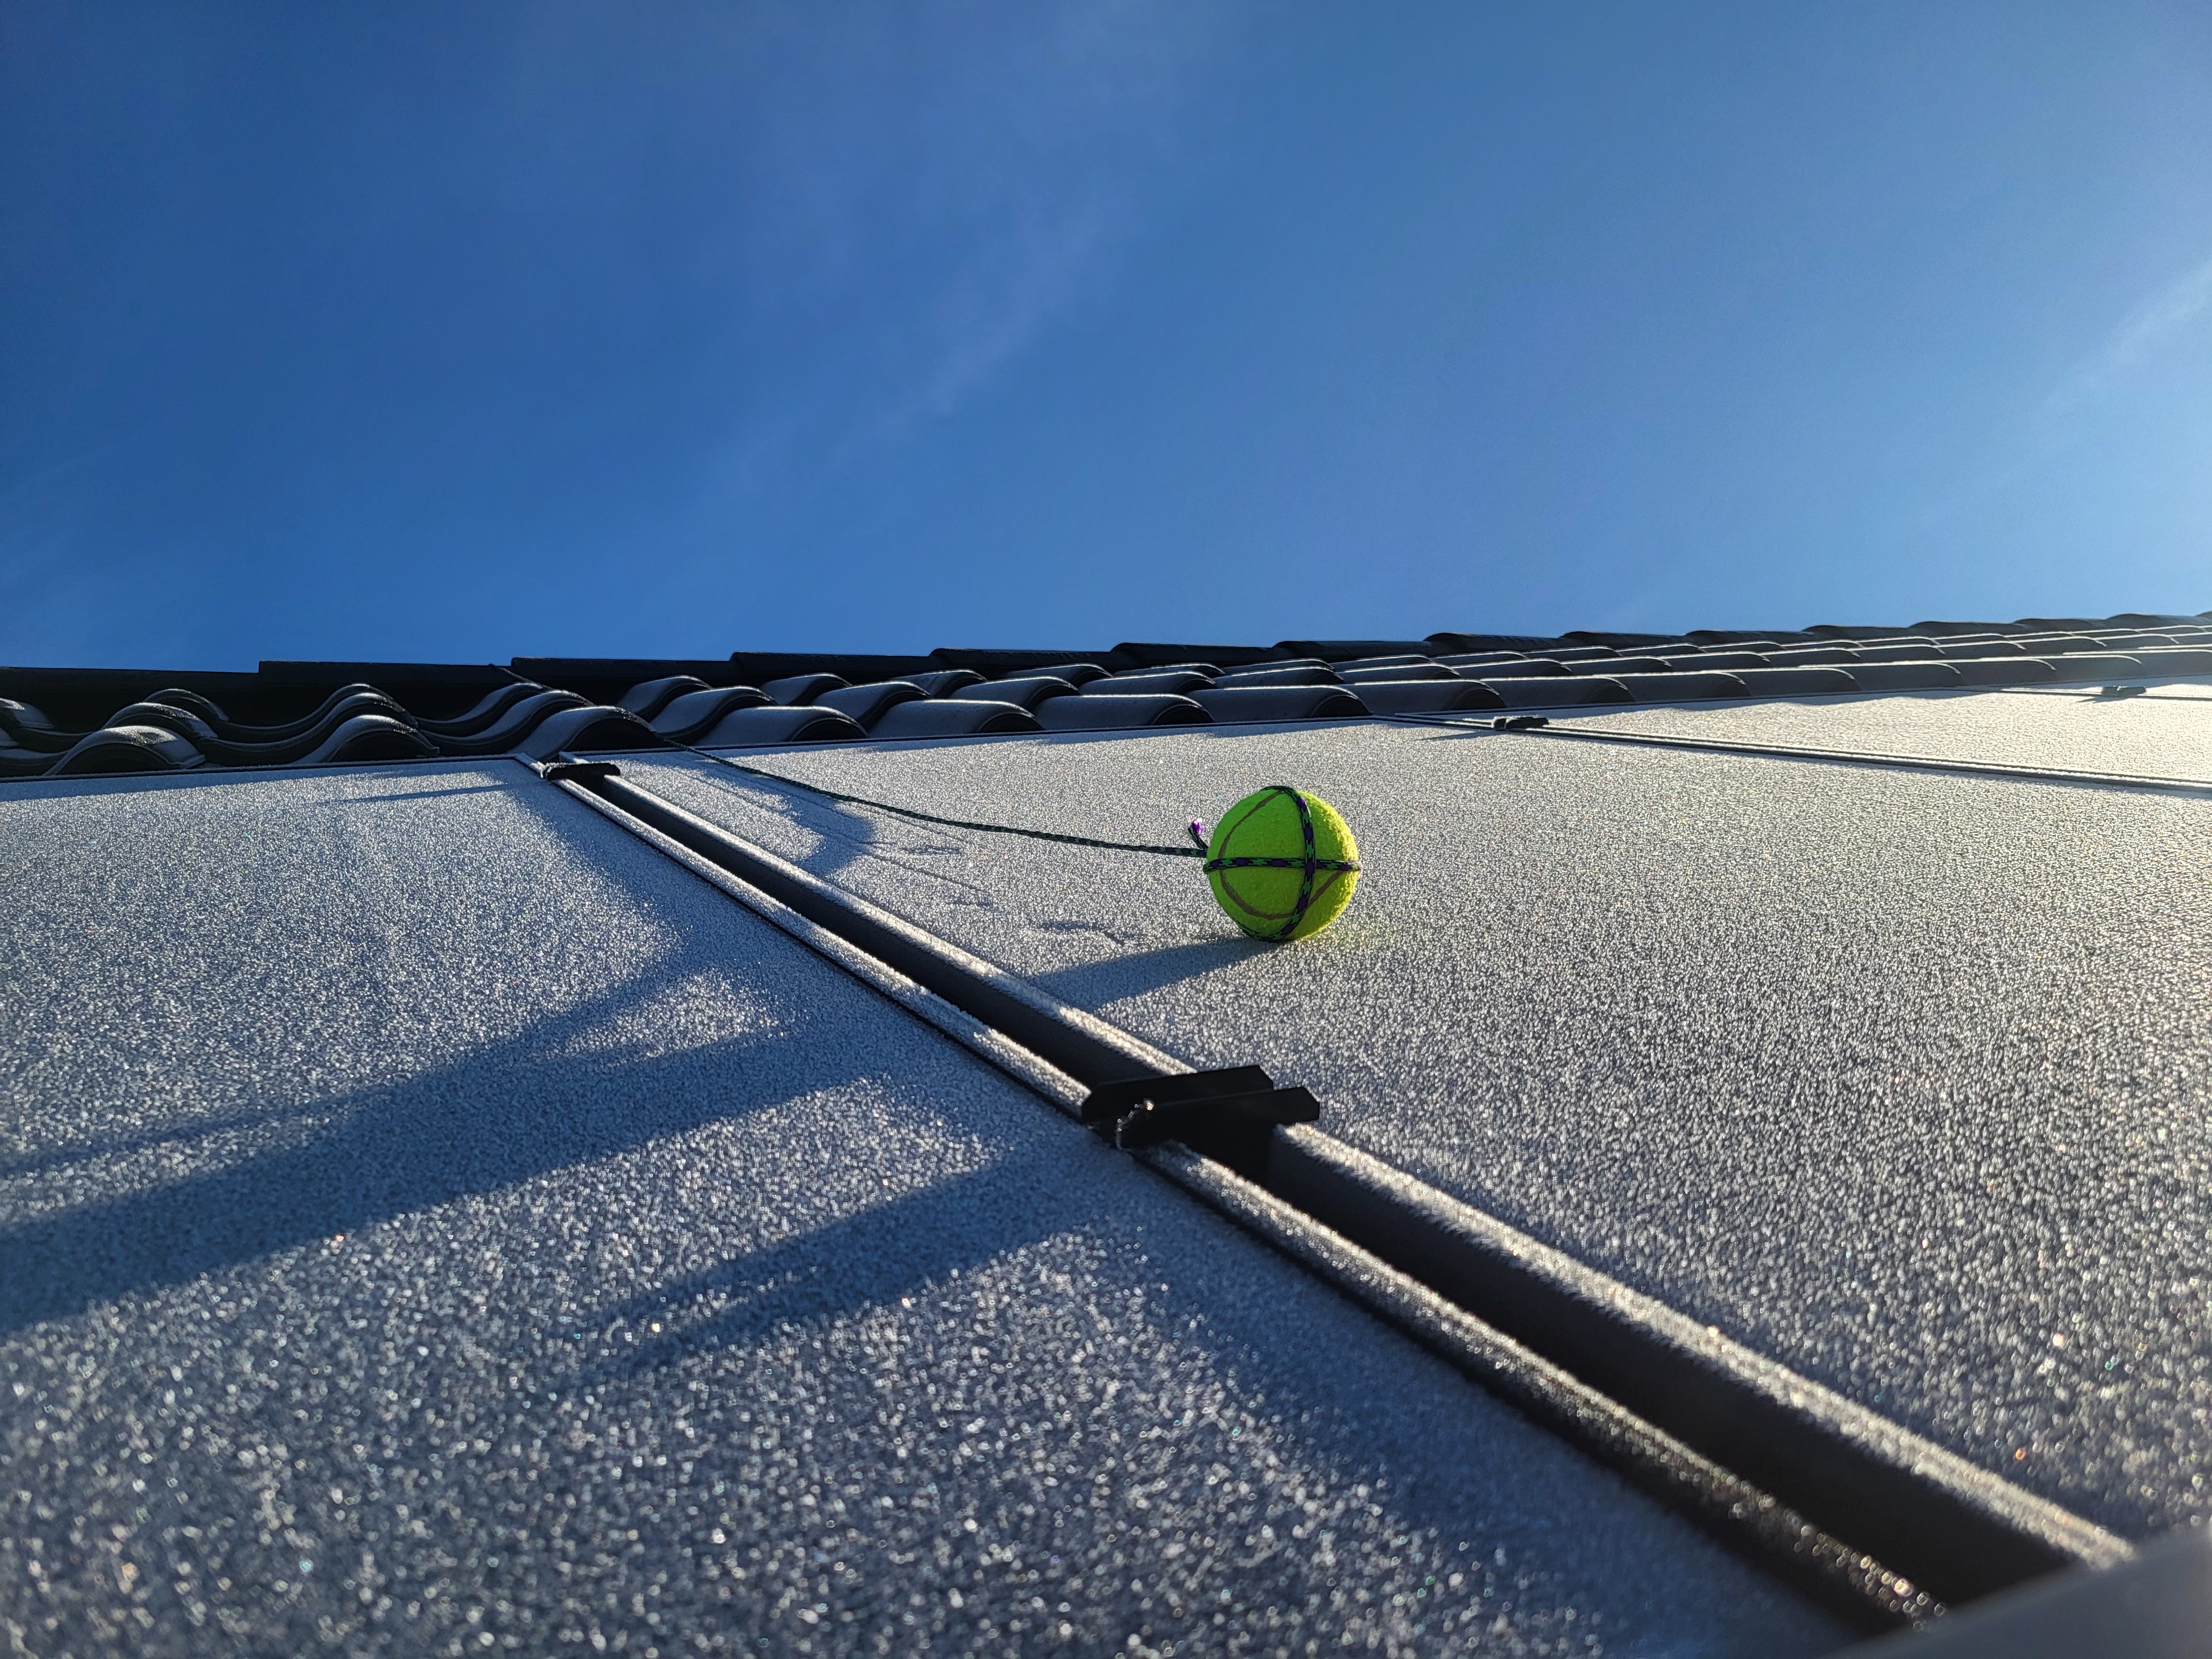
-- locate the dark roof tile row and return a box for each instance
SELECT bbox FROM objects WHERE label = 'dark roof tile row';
[4,611,2205,778]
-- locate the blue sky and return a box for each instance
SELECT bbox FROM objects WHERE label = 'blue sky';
[4,2,2209,669]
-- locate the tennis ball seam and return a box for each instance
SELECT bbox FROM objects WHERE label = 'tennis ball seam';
[1203,784,1360,942]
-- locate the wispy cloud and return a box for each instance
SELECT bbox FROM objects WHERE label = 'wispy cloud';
[2060,253,2212,404]
[1921,253,2212,534]
[2099,254,2212,368]
[662,0,1250,564]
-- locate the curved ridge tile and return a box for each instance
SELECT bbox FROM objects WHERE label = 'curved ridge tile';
[425,690,591,756]
[143,682,408,743]
[227,688,408,740]
[48,724,206,776]
[1090,669,1215,695]
[902,669,986,698]
[1113,659,1224,677]
[816,682,927,728]
[1607,671,1751,702]
[312,688,413,729]
[1726,666,1860,697]
[135,687,235,728]
[1212,665,1344,689]
[294,716,440,766]
[1474,659,1568,677]
[2128,646,2212,676]
[0,744,60,778]
[0,698,74,753]
[647,686,772,742]
[1468,676,1633,708]
[760,673,848,706]
[508,706,670,760]
[1350,678,1509,713]
[102,701,406,766]
[1947,658,2057,687]
[1544,645,1632,662]
[103,703,228,749]
[1846,644,1943,664]
[1039,662,1112,686]
[1190,685,1369,721]
[1436,651,1534,669]
[1331,655,1439,673]
[866,699,1041,739]
[1759,646,1864,666]
[950,676,1079,711]
[415,682,546,737]
[1277,638,1439,660]
[1338,664,1457,683]
[696,705,867,745]
[2039,652,2146,682]
[1846,661,1967,691]
[617,675,713,719]
[1034,692,1212,730]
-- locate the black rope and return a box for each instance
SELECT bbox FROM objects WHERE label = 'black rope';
[524,677,1373,902]
[505,658,1208,857]
[674,739,1206,858]
[491,661,1199,855]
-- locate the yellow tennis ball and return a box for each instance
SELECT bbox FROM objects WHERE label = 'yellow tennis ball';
[1203,785,1361,941]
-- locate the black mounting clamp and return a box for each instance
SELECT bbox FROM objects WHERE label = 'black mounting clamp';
[542,758,624,782]
[1079,1066,1319,1174]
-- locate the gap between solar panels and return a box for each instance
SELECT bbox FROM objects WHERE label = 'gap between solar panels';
[1384,712,2212,797]
[536,754,2127,1637]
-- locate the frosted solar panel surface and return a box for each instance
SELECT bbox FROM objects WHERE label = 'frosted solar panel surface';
[1549,684,2212,781]
[0,761,1841,1655]
[628,716,2212,1537]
